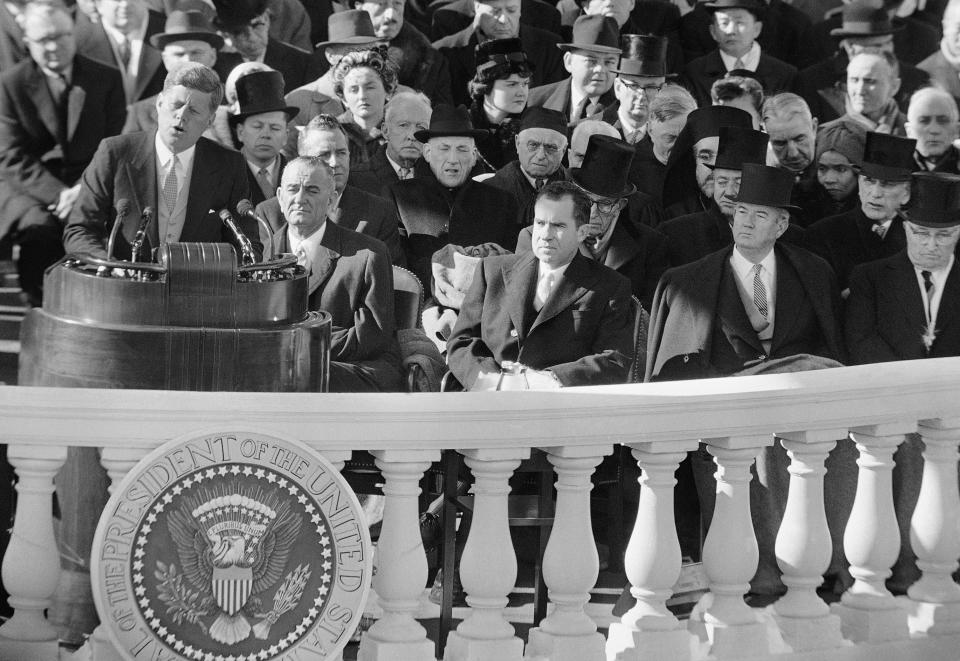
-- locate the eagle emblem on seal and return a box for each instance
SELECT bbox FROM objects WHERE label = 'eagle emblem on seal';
[166,488,303,645]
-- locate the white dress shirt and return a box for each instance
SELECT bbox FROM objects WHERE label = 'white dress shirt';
[915,255,954,325]
[154,134,196,245]
[720,41,761,72]
[534,261,569,310]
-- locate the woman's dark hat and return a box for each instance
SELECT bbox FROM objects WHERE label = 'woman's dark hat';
[570,134,637,198]
[734,163,800,210]
[315,10,379,49]
[830,1,903,38]
[558,15,621,55]
[230,71,299,125]
[708,126,769,170]
[704,0,766,20]
[414,104,489,142]
[150,10,224,50]
[519,107,567,136]
[613,34,668,77]
[475,38,533,76]
[859,132,916,182]
[212,0,269,31]
[903,172,960,228]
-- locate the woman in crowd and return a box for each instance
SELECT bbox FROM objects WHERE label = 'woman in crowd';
[333,48,399,169]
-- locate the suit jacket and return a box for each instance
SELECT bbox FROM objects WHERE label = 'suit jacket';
[264,38,323,94]
[389,23,454,106]
[682,49,797,107]
[348,144,403,197]
[0,55,126,234]
[447,250,634,387]
[646,242,845,380]
[629,135,667,205]
[243,154,287,209]
[846,251,960,363]
[256,184,405,266]
[430,0,562,41]
[75,10,166,103]
[389,174,519,289]
[526,78,617,127]
[918,50,960,107]
[63,132,260,261]
[805,208,906,292]
[0,1,25,72]
[515,217,669,311]
[484,160,567,230]
[915,145,960,175]
[435,25,566,107]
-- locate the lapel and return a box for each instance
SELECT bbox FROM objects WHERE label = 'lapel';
[502,251,539,339]
[933,258,960,343]
[545,79,572,115]
[66,85,86,143]
[334,186,362,232]
[25,63,60,145]
[716,254,764,353]
[309,222,342,295]
[604,218,641,272]
[530,252,597,333]
[889,251,928,334]
[703,50,726,78]
[183,138,221,237]
[770,248,803,353]
[132,12,164,101]
[124,132,159,244]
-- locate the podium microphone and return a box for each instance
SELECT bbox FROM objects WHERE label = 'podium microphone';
[130,206,153,263]
[236,199,274,260]
[106,198,130,261]
[217,208,256,265]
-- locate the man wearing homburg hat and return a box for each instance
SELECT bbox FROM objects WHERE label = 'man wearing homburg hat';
[516,134,669,310]
[388,104,519,291]
[601,34,668,145]
[525,15,621,125]
[806,131,916,293]
[447,180,635,389]
[682,0,797,108]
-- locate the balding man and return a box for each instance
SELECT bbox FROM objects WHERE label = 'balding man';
[0,4,125,305]
[762,93,822,226]
[350,91,432,194]
[841,51,906,135]
[907,87,960,174]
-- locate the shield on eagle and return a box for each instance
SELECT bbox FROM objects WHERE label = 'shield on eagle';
[212,565,253,616]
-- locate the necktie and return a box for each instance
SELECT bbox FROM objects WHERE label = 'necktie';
[752,263,768,318]
[534,177,546,191]
[256,167,275,199]
[48,73,68,107]
[872,222,888,239]
[733,56,745,71]
[398,166,412,180]
[922,270,934,319]
[573,96,589,121]
[535,271,555,311]
[626,129,642,145]
[584,99,601,118]
[162,155,179,213]
[117,37,131,69]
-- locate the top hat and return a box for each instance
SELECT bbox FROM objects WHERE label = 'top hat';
[475,38,534,77]
[612,34,668,77]
[315,10,379,49]
[231,71,299,123]
[903,172,960,228]
[704,0,766,20]
[683,105,753,144]
[414,104,489,142]
[570,134,637,198]
[212,0,269,31]
[859,132,916,181]
[734,163,800,210]
[709,126,769,170]
[150,10,224,50]
[518,107,567,136]
[558,15,621,55]
[830,1,902,38]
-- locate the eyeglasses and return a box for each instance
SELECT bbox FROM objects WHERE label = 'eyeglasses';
[592,198,620,214]
[908,226,960,245]
[524,141,561,155]
[619,80,663,95]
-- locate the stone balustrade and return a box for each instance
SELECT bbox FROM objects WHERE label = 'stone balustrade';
[2,358,960,660]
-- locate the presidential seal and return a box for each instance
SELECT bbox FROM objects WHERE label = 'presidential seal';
[92,432,371,661]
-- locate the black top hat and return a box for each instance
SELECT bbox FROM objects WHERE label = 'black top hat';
[518,107,567,135]
[683,105,752,145]
[734,163,799,210]
[903,173,960,228]
[231,71,299,124]
[709,126,769,170]
[475,38,534,77]
[558,15,621,55]
[212,0,269,31]
[613,34,668,77]
[704,0,766,20]
[570,134,636,198]
[414,104,489,142]
[150,10,224,50]
[315,10,379,49]
[859,132,916,181]
[830,1,903,38]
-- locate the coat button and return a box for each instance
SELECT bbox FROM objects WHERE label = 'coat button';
[683,355,690,363]
[758,354,766,361]
[510,329,518,337]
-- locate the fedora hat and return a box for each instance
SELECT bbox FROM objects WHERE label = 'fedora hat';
[708,126,769,170]
[212,0,268,31]
[413,104,489,142]
[150,10,224,50]
[612,34,668,77]
[903,173,960,228]
[558,15,621,55]
[570,134,636,198]
[830,1,902,38]
[230,71,299,124]
[734,163,800,210]
[859,132,916,182]
[704,0,766,20]
[315,10,379,49]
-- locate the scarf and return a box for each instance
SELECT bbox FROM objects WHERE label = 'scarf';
[844,96,901,134]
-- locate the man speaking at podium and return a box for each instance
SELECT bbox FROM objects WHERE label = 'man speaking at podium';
[63,62,261,260]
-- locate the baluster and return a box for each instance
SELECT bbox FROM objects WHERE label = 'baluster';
[444,448,528,661]
[907,418,960,634]
[0,443,67,661]
[607,441,698,661]
[771,431,845,651]
[832,424,912,643]
[696,436,771,658]
[358,450,438,661]
[527,445,609,661]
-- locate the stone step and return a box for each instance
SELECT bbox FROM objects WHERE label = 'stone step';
[0,315,23,343]
[0,287,25,310]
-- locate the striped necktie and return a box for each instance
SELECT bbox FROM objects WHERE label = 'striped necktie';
[162,155,179,213]
[752,263,768,318]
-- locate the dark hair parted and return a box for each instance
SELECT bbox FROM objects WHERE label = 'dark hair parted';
[468,60,534,101]
[163,62,223,112]
[332,48,399,99]
[711,74,763,112]
[536,181,592,227]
